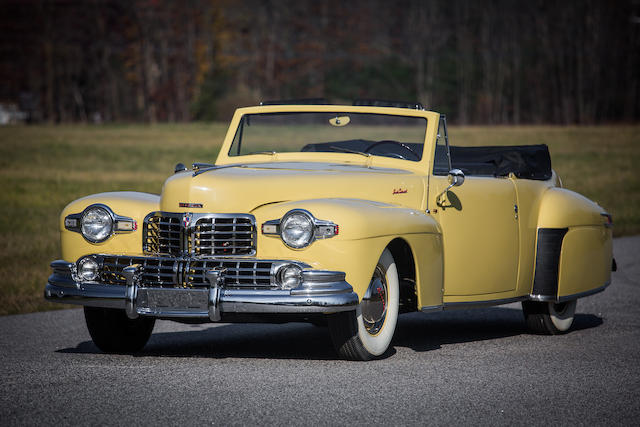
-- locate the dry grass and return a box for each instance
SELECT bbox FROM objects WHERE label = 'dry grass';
[0,123,637,315]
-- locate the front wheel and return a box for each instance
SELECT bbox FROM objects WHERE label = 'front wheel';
[84,307,155,353]
[522,299,577,335]
[328,248,399,360]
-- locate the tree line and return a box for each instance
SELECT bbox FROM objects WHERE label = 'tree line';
[2,0,639,124]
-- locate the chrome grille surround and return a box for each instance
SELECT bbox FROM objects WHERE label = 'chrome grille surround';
[98,255,295,290]
[143,212,256,257]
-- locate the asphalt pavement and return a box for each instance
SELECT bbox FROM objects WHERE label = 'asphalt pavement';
[1,236,639,426]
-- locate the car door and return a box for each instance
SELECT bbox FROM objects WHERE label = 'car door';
[430,116,520,298]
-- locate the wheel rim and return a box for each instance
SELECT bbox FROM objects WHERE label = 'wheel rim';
[361,265,388,335]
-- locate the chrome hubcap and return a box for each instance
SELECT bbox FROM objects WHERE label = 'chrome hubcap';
[361,265,388,335]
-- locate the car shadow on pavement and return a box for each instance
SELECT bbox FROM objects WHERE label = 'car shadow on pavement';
[393,308,603,352]
[59,322,341,360]
[57,307,602,360]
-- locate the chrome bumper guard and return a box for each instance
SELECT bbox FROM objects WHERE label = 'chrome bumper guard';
[45,260,358,320]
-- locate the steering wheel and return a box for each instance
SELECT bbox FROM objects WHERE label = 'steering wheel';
[363,140,420,160]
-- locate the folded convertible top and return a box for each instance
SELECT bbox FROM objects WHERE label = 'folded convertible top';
[449,144,552,180]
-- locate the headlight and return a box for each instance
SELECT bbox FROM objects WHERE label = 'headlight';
[77,257,99,282]
[277,264,303,289]
[262,210,339,249]
[280,210,315,249]
[81,206,113,243]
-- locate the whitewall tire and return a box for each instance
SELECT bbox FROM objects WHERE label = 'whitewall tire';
[522,299,577,335]
[328,248,399,360]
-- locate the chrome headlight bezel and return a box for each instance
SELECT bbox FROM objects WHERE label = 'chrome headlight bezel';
[81,206,114,243]
[280,210,315,249]
[64,203,137,244]
[75,256,101,282]
[262,209,339,250]
[276,263,303,289]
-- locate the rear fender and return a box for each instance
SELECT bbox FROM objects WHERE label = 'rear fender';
[533,188,612,300]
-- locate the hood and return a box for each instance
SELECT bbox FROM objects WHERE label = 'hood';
[160,162,423,213]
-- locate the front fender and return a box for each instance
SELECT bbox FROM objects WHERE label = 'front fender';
[253,198,440,240]
[60,192,160,261]
[252,198,442,301]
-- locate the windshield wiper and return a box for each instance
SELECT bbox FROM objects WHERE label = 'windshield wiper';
[329,146,371,157]
[244,151,277,156]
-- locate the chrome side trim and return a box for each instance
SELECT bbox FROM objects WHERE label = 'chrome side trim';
[301,270,345,283]
[528,294,557,302]
[530,281,611,303]
[420,304,443,313]
[291,274,352,296]
[422,282,612,312]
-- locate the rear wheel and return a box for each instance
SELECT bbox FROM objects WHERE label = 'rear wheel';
[84,307,155,353]
[328,249,399,360]
[522,300,577,335]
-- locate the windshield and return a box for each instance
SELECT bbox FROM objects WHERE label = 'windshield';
[228,112,427,162]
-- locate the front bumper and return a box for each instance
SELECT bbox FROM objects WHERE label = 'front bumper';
[45,259,358,320]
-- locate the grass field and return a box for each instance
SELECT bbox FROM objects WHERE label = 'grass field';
[0,123,638,315]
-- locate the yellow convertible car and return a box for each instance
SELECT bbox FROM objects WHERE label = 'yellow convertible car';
[45,100,614,360]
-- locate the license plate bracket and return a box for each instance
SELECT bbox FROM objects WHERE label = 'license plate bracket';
[136,288,209,315]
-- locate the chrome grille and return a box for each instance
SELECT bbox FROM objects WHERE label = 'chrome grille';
[143,216,182,255]
[187,260,273,288]
[193,216,254,256]
[101,256,177,287]
[143,212,256,256]
[98,256,275,290]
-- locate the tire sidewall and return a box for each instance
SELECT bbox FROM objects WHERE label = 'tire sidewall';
[355,248,399,356]
[549,299,577,332]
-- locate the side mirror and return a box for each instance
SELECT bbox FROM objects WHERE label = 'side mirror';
[448,168,465,187]
[437,168,465,207]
